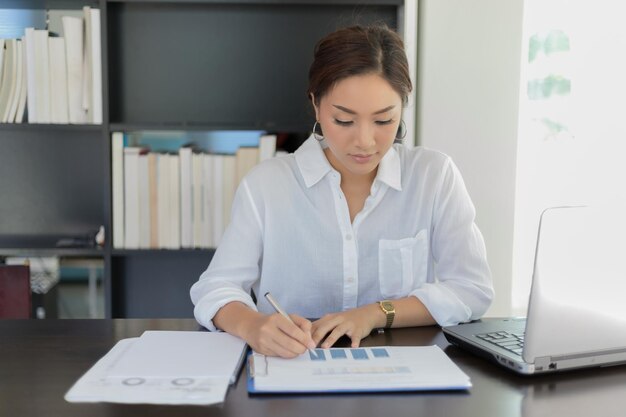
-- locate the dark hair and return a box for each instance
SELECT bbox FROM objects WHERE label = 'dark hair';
[307,25,412,108]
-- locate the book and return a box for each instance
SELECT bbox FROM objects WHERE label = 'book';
[235,146,259,187]
[33,29,51,123]
[222,154,236,230]
[89,8,102,124]
[248,345,471,394]
[148,152,159,249]
[192,152,203,248]
[168,154,181,249]
[156,154,170,249]
[210,154,224,247]
[6,40,24,123]
[0,39,17,122]
[259,134,277,161]
[48,37,70,124]
[179,146,193,248]
[14,37,28,124]
[202,154,213,248]
[24,28,38,123]
[62,15,88,124]
[82,6,92,118]
[111,132,125,249]
[138,152,150,249]
[123,147,142,249]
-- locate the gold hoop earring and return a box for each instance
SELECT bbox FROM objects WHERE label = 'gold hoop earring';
[312,121,324,141]
[395,120,407,140]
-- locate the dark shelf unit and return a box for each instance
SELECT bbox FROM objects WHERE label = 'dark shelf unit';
[1,0,403,318]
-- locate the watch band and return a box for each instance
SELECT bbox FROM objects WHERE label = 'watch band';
[378,300,395,328]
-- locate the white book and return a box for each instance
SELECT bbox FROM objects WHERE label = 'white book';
[148,153,159,249]
[33,29,51,123]
[0,39,17,122]
[192,152,203,248]
[259,134,277,161]
[48,37,69,124]
[157,154,170,249]
[169,154,181,249]
[235,146,259,187]
[202,154,213,248]
[211,154,224,246]
[111,132,125,249]
[0,39,4,83]
[82,6,91,117]
[14,37,28,123]
[179,147,193,248]
[6,40,23,123]
[222,154,236,231]
[138,152,150,249]
[62,15,88,124]
[123,147,142,249]
[24,28,38,123]
[89,8,102,124]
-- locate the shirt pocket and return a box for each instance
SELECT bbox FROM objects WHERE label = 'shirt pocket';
[378,229,428,299]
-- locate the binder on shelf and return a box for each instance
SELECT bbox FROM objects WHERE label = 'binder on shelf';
[62,15,88,124]
[49,37,70,124]
[179,146,193,248]
[112,132,125,249]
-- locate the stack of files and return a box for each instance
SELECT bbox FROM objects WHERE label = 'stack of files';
[65,331,247,405]
[248,345,471,393]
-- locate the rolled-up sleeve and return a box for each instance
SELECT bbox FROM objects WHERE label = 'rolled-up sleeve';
[410,158,494,326]
[190,179,263,331]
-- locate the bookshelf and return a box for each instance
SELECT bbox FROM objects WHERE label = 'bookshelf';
[0,0,407,318]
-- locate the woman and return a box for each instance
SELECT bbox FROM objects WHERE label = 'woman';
[190,25,493,358]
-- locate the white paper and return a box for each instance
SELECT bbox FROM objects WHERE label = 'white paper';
[65,338,230,405]
[65,331,247,405]
[251,345,471,392]
[108,331,247,383]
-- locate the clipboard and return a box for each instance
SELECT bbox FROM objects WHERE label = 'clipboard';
[247,345,472,394]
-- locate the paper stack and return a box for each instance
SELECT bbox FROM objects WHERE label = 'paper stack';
[65,331,247,405]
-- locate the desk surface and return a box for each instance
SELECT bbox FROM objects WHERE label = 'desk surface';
[2,319,625,417]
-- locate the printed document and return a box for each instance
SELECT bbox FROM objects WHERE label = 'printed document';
[249,345,470,393]
[65,331,247,405]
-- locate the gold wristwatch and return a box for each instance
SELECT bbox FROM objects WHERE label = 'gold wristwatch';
[378,300,395,328]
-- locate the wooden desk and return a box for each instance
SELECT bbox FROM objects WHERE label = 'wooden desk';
[2,319,625,417]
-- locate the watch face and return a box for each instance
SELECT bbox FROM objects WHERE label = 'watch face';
[381,301,393,312]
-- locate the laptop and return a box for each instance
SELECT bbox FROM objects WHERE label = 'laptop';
[443,206,626,374]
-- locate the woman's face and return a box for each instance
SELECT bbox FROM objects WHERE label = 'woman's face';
[312,73,403,180]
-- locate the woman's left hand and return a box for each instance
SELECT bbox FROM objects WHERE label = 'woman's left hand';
[311,304,382,349]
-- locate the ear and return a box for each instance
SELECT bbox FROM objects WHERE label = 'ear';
[310,93,320,120]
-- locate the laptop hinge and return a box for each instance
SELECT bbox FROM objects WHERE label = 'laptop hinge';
[534,356,555,371]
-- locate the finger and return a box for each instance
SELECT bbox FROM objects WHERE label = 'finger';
[273,316,313,354]
[257,327,307,358]
[311,315,342,346]
[290,315,316,349]
[321,324,351,349]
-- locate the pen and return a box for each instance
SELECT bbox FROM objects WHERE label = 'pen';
[264,292,316,356]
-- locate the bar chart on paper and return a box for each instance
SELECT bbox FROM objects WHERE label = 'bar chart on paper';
[248,346,472,393]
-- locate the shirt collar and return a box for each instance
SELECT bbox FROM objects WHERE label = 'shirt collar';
[375,145,402,191]
[294,135,402,191]
[295,135,333,188]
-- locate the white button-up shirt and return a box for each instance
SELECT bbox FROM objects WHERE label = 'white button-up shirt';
[190,136,494,330]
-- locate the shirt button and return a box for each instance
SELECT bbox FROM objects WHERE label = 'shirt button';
[346,277,354,283]
[345,234,352,240]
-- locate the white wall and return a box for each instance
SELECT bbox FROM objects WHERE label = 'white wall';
[416,0,525,316]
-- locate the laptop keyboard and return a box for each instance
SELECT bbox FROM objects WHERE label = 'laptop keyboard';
[476,331,525,355]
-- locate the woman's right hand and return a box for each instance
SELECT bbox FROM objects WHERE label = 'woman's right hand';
[239,312,316,358]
